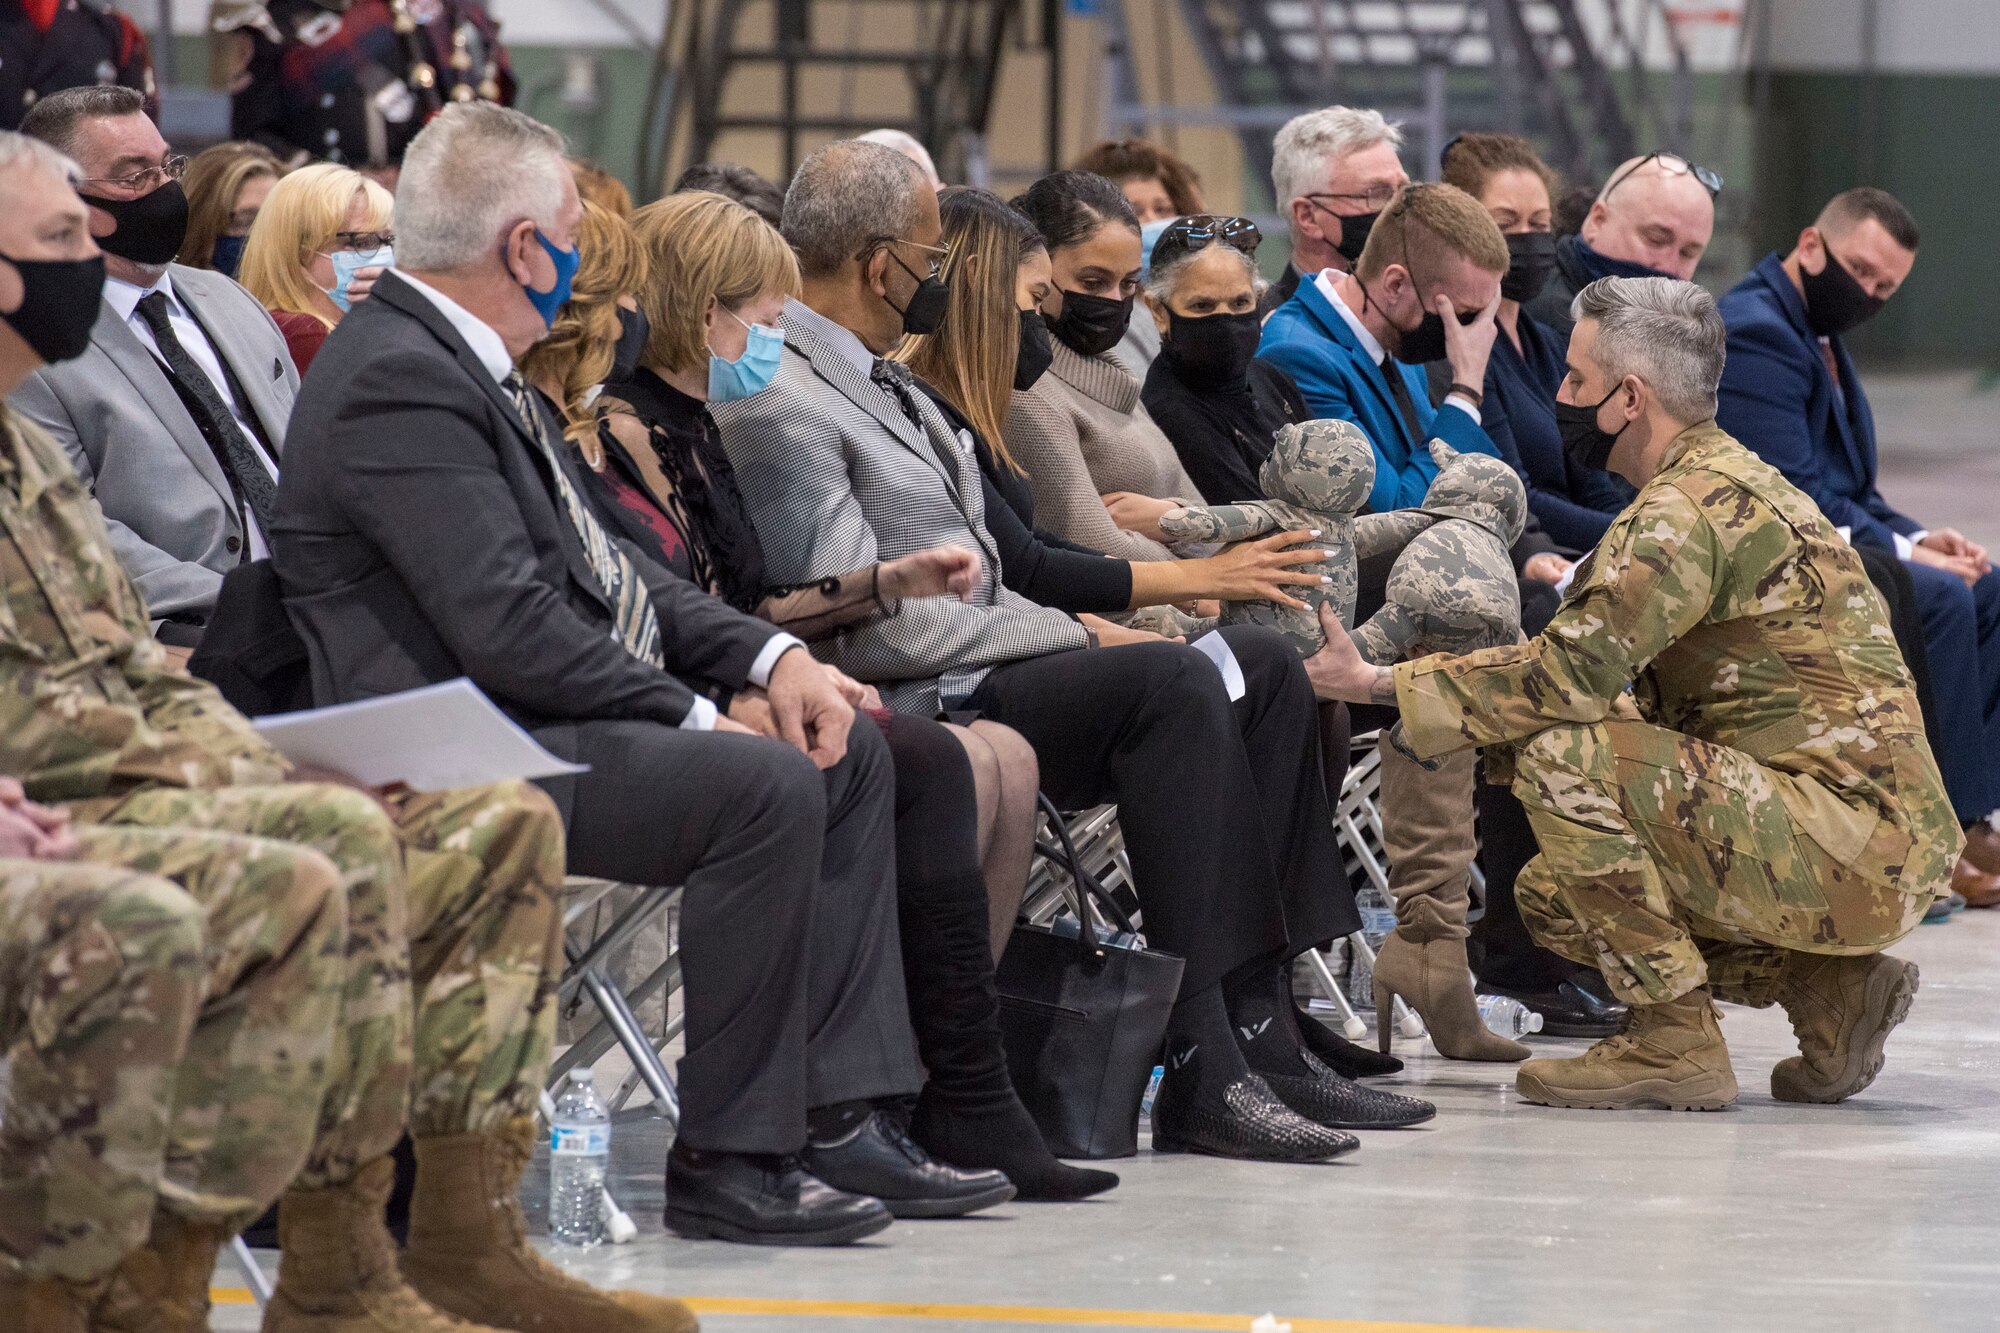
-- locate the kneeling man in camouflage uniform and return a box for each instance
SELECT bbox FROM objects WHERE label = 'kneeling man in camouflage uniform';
[1309,276,1956,1110]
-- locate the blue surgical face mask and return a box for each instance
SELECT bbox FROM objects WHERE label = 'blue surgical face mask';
[211,234,248,279]
[524,231,580,327]
[326,245,393,313]
[1140,216,1177,274]
[707,307,784,403]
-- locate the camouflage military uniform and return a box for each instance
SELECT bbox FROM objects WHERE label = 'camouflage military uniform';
[1160,419,1432,656]
[0,402,566,1199]
[1395,422,1959,1006]
[2,822,344,1282]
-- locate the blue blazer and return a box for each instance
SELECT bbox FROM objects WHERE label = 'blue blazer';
[1716,252,1918,550]
[1482,309,1633,550]
[1257,274,1497,514]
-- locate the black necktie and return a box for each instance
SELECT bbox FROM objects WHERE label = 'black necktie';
[1376,354,1424,451]
[134,290,278,532]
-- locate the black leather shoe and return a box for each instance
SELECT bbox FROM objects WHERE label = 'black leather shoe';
[1262,1051,1436,1129]
[665,1145,891,1246]
[803,1110,1016,1218]
[1295,1008,1404,1077]
[1150,1072,1359,1163]
[1478,978,1629,1038]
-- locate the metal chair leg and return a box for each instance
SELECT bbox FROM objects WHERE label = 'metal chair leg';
[230,1235,272,1307]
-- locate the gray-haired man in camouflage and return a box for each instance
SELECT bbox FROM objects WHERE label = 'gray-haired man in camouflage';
[1310,277,1955,1111]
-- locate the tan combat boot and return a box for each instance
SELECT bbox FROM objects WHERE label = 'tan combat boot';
[0,1268,103,1333]
[1771,952,1920,1104]
[401,1118,698,1333]
[261,1156,505,1333]
[1516,989,1738,1110]
[107,1208,234,1333]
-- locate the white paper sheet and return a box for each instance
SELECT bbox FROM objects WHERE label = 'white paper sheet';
[253,678,587,792]
[1188,629,1247,702]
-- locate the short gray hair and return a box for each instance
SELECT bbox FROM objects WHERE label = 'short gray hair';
[1145,241,1262,305]
[855,128,941,189]
[19,85,145,161]
[0,130,83,189]
[1271,106,1403,216]
[783,140,928,278]
[395,102,568,273]
[1571,276,1725,424]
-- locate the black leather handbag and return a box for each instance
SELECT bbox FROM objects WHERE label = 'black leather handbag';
[994,800,1184,1160]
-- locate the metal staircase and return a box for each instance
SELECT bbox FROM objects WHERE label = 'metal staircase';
[666,0,1042,188]
[1168,1,1700,201]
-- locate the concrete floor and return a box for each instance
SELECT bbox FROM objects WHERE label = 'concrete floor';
[209,373,2000,1333]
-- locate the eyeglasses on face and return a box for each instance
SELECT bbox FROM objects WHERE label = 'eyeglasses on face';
[1150,214,1261,271]
[333,230,396,251]
[859,235,948,282]
[1305,182,1400,215]
[83,154,188,194]
[1602,152,1723,201]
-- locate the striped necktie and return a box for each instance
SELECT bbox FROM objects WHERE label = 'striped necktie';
[503,373,663,668]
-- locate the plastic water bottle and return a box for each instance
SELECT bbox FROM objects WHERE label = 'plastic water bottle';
[1477,994,1545,1039]
[549,1068,610,1247]
[1347,884,1396,1009]
[1140,1064,1164,1121]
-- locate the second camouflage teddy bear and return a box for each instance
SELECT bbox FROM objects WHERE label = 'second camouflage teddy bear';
[1349,437,1529,665]
[1157,418,1433,656]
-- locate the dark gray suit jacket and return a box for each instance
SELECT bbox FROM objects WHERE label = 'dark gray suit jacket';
[269,272,778,804]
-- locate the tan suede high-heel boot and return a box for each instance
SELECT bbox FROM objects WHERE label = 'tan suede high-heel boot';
[1372,740,1530,1062]
[401,1117,698,1333]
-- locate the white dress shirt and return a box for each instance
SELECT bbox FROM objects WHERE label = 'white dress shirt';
[1313,268,1481,425]
[394,273,799,730]
[105,271,280,558]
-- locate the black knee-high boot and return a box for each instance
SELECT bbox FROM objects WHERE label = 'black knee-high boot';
[900,871,1119,1201]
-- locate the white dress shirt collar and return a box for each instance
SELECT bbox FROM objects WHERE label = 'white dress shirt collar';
[104,268,177,323]
[784,297,877,377]
[1314,268,1386,365]
[395,272,516,384]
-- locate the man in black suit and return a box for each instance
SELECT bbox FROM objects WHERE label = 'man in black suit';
[716,140,1438,1164]
[270,103,1012,1253]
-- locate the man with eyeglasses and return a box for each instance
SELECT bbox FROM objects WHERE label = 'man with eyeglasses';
[1524,151,1719,339]
[1717,187,2000,909]
[9,85,298,644]
[1264,105,1410,315]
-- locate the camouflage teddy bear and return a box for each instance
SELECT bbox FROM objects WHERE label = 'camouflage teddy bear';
[1350,437,1529,666]
[1156,418,1433,656]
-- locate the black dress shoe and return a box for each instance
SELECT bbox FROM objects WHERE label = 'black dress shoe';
[1294,1007,1404,1077]
[1478,978,1629,1038]
[665,1145,891,1246]
[1262,1051,1436,1129]
[803,1109,1016,1218]
[1150,1072,1359,1163]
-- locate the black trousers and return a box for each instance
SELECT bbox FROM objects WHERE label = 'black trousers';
[967,624,1356,996]
[547,713,921,1155]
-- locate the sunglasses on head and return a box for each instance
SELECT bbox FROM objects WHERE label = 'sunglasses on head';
[1148,214,1261,271]
[1602,152,1723,200]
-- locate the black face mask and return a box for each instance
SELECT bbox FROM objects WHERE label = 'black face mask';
[1163,308,1261,391]
[1555,383,1630,475]
[1800,243,1886,338]
[1014,306,1053,391]
[1335,210,1379,264]
[610,305,650,384]
[1046,287,1133,357]
[0,252,107,365]
[1501,231,1557,304]
[883,248,950,337]
[80,180,189,267]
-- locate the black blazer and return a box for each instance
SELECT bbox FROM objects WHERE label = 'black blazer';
[269,272,776,776]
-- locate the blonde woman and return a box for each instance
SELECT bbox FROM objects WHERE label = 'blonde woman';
[238,162,394,374]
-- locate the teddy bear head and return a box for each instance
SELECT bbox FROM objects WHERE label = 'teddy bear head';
[1420,439,1528,546]
[1259,419,1376,517]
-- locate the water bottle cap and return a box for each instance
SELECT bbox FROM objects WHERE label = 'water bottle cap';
[1525,1012,1545,1033]
[570,1067,594,1085]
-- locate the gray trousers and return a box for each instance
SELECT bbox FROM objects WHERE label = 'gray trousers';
[543,713,919,1154]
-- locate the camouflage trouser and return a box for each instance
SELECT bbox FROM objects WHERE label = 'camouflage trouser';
[2,824,345,1282]
[71,780,565,1188]
[1509,718,1929,1007]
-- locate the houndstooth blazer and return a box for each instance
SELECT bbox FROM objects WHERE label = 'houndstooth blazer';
[713,300,1090,716]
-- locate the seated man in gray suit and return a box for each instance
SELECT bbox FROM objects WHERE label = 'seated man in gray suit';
[716,141,1436,1165]
[12,85,295,637]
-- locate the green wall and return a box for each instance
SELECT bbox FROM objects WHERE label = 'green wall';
[1755,70,2000,369]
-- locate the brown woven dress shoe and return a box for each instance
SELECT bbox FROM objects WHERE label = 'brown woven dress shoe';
[1951,854,2000,908]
